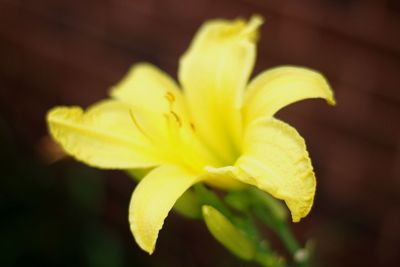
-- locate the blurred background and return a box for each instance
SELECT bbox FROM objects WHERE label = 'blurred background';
[1,0,399,266]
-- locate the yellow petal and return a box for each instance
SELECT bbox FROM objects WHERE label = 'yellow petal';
[109,63,217,170]
[243,66,335,125]
[179,16,263,164]
[110,63,185,144]
[129,165,200,254]
[204,166,245,190]
[47,100,164,169]
[130,104,220,172]
[110,63,188,118]
[235,118,317,222]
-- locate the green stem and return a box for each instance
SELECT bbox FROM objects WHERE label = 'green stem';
[276,224,309,267]
[277,224,299,255]
[254,252,285,267]
[245,188,311,267]
[194,186,311,267]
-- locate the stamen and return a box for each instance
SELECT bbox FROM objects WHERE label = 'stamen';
[170,111,182,127]
[165,91,175,104]
[129,109,151,140]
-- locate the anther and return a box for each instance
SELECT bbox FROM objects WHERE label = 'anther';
[165,91,175,104]
[190,122,196,131]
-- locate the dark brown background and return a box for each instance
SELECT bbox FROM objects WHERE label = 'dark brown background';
[1,0,399,267]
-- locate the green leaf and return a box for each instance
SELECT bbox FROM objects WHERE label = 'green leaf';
[202,205,256,261]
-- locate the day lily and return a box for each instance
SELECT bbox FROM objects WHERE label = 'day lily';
[47,16,335,254]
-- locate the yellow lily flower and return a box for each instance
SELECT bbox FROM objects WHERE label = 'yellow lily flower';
[47,15,335,254]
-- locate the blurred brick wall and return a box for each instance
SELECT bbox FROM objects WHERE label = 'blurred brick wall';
[0,0,399,266]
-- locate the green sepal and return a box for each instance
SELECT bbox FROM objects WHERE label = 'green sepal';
[194,184,232,218]
[125,168,152,181]
[248,187,288,223]
[173,189,202,219]
[224,190,252,212]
